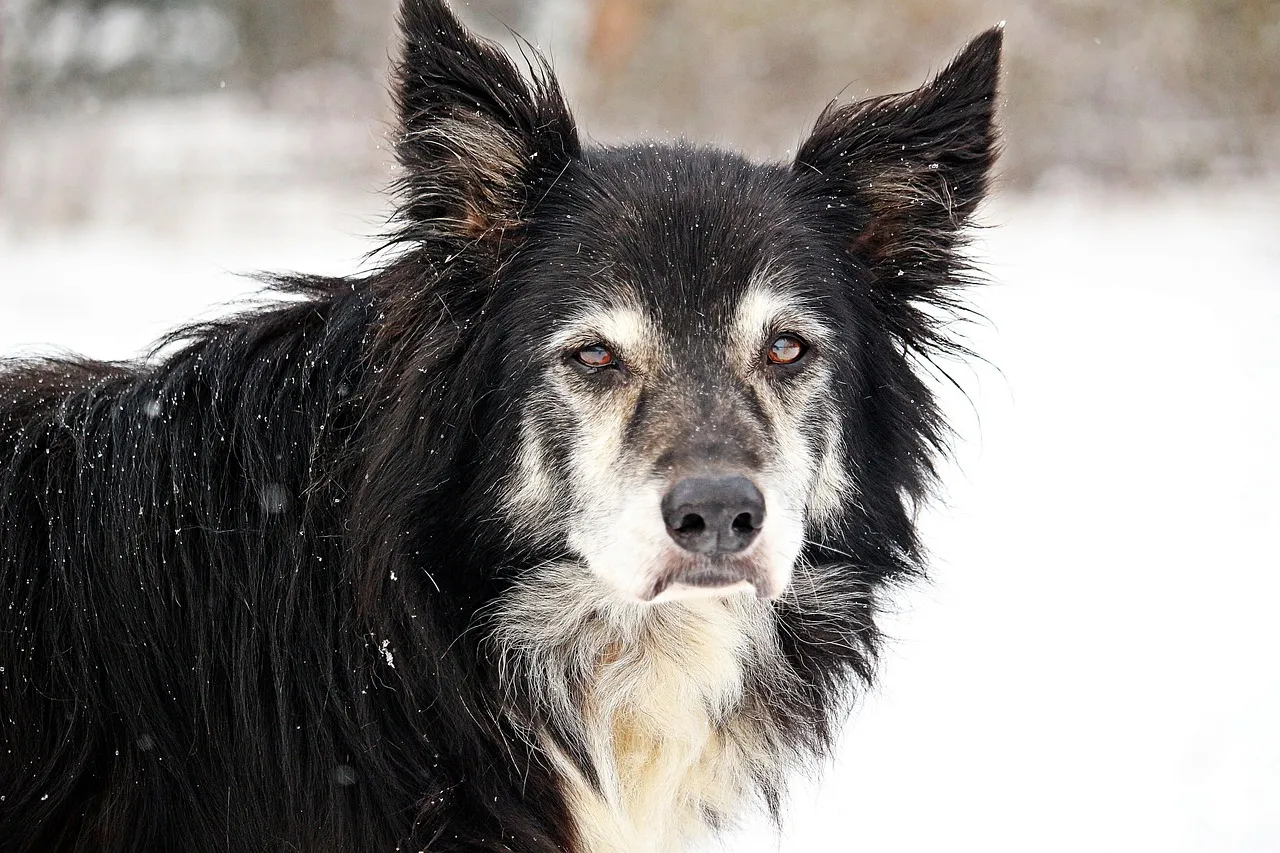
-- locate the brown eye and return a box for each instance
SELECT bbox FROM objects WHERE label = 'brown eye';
[574,344,615,368]
[767,334,807,366]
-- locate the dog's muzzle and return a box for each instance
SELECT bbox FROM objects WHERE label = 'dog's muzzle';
[649,474,771,600]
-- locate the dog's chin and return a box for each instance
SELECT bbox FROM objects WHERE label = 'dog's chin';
[646,576,759,604]
[632,554,789,605]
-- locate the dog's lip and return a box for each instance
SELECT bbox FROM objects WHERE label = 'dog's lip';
[642,560,778,603]
[646,578,758,604]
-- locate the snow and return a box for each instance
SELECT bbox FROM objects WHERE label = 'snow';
[3,185,1278,851]
[728,187,1280,852]
[0,190,380,361]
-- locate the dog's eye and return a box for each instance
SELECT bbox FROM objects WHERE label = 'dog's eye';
[573,344,615,369]
[767,334,807,366]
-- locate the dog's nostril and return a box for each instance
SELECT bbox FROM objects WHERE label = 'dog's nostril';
[661,475,766,556]
[677,513,706,534]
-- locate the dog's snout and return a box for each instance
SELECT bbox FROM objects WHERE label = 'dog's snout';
[661,475,765,555]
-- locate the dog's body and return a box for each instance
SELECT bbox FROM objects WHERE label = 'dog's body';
[0,3,1001,851]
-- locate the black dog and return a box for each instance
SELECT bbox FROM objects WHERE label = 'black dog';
[0,2,1000,850]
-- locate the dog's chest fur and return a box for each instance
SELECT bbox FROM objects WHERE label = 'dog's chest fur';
[548,598,781,853]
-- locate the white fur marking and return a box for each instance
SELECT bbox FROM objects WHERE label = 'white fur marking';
[489,567,788,853]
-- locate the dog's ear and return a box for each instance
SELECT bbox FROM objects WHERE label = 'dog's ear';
[795,26,1002,333]
[391,0,579,244]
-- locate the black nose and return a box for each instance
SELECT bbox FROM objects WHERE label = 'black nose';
[661,475,766,555]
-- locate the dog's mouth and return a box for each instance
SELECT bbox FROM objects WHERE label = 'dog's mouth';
[570,478,801,605]
[636,473,786,603]
[643,557,777,603]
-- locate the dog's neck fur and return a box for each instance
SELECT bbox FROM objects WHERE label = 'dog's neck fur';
[489,564,789,852]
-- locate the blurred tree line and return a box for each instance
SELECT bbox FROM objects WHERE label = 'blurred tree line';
[3,0,1278,186]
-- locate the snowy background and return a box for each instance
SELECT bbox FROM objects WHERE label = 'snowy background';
[3,0,1279,850]
[728,188,1280,853]
[4,184,1277,853]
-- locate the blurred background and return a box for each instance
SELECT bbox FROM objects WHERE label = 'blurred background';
[2,1,1278,851]
[4,0,1280,229]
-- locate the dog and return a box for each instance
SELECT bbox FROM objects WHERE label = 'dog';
[0,2,1001,850]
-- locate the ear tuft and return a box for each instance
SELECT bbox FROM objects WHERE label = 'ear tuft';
[794,27,1002,351]
[391,0,579,245]
[796,26,1002,261]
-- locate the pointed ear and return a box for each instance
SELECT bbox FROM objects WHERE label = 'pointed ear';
[391,0,580,244]
[794,26,1002,318]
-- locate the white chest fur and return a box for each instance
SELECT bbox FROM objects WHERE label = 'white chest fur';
[489,564,788,852]
[550,598,781,853]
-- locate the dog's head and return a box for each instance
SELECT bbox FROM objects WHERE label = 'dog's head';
[383,0,1000,605]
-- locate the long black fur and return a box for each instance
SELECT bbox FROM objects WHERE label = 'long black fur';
[0,3,1000,850]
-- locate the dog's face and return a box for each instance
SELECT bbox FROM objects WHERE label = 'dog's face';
[493,153,856,603]
[385,2,999,605]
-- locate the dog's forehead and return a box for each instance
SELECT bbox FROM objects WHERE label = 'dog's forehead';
[533,146,824,340]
